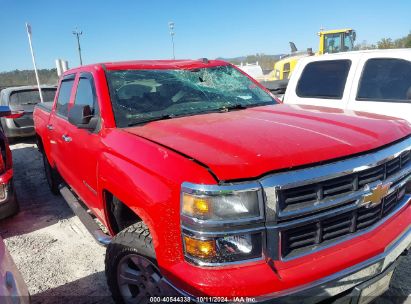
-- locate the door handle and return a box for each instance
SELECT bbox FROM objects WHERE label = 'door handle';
[47,124,54,131]
[62,134,72,142]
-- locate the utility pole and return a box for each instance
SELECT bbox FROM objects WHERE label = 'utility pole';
[25,22,44,103]
[168,22,175,60]
[72,28,83,66]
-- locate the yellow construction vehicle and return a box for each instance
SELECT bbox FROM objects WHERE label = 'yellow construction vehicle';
[269,28,356,81]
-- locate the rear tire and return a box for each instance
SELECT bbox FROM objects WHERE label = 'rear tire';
[105,222,167,304]
[42,152,61,195]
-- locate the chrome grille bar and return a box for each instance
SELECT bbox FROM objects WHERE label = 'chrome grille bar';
[261,137,411,221]
[260,136,411,260]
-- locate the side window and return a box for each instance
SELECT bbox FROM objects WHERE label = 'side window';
[357,58,411,102]
[283,62,290,79]
[296,60,351,99]
[324,34,342,54]
[74,73,99,115]
[55,75,75,117]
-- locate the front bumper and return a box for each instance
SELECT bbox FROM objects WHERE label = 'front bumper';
[163,195,411,303]
[265,224,411,303]
[166,225,411,303]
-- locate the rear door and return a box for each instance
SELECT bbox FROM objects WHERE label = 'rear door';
[347,55,411,121]
[48,74,77,187]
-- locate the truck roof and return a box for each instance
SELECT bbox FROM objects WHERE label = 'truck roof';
[312,48,411,58]
[65,59,229,74]
[292,49,411,67]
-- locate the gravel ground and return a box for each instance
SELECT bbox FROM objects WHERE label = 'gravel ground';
[0,139,410,304]
[0,139,113,304]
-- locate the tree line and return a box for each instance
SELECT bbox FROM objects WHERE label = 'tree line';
[356,31,411,50]
[0,69,58,89]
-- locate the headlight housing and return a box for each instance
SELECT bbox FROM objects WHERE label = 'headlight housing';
[181,182,264,224]
[183,233,263,265]
[181,182,265,266]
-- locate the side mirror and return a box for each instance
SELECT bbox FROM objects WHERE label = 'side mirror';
[68,104,97,129]
[0,106,24,118]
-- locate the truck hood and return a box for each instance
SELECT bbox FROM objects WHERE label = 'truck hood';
[125,104,411,181]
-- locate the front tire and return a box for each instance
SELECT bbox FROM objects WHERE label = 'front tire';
[42,152,61,195]
[106,222,166,304]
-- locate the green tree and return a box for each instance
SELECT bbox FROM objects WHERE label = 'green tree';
[376,31,411,49]
[0,69,58,88]
[377,38,395,49]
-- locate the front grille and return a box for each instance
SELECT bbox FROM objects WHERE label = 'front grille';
[281,185,406,258]
[279,151,411,214]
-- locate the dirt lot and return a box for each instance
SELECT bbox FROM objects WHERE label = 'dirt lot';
[0,139,410,304]
[0,139,113,304]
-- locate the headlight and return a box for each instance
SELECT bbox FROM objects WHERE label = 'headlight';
[181,182,263,223]
[183,233,263,265]
[181,182,265,266]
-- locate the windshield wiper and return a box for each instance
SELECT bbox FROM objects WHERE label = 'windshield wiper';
[218,104,247,112]
[128,114,175,126]
[218,102,272,112]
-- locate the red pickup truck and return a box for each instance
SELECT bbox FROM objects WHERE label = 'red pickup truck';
[34,59,411,303]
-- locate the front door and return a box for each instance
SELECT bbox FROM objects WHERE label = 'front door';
[63,72,102,217]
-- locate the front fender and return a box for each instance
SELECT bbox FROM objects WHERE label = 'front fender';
[97,142,216,270]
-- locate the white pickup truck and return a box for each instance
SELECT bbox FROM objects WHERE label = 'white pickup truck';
[283,49,411,121]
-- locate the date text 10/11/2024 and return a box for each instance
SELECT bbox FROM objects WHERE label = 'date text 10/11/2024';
[149,296,257,303]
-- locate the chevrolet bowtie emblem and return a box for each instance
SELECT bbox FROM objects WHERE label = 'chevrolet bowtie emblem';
[361,182,392,208]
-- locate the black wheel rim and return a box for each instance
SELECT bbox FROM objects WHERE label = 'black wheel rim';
[117,253,163,304]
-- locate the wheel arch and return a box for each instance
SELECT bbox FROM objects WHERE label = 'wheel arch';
[101,187,159,250]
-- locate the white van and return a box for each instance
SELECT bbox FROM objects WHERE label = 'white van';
[283,49,411,121]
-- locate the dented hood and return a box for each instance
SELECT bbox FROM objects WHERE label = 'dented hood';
[125,104,411,181]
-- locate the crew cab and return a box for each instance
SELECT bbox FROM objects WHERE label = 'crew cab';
[34,59,411,303]
[283,49,411,121]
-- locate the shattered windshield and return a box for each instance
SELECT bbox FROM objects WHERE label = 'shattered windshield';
[106,65,276,127]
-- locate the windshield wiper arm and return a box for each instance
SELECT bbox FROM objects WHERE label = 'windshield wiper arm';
[219,102,272,112]
[218,103,248,112]
[128,114,175,126]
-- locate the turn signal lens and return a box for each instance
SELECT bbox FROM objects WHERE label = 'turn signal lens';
[182,193,211,218]
[184,236,216,259]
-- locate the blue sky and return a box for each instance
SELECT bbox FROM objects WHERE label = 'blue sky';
[0,0,410,72]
